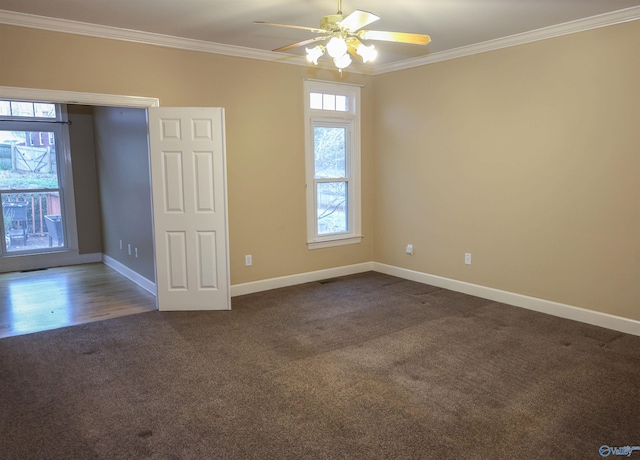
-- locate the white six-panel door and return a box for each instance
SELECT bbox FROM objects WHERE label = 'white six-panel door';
[148,107,230,311]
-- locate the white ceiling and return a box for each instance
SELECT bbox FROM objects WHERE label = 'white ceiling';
[1,0,639,69]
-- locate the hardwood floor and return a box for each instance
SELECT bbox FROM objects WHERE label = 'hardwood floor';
[0,263,157,339]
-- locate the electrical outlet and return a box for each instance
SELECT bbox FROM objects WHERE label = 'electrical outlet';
[245,255,252,266]
[119,240,123,250]
[135,248,138,258]
[465,253,472,265]
[406,244,413,255]
[128,244,131,256]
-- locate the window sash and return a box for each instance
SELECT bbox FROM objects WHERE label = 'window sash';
[315,179,350,236]
[313,122,351,180]
[312,119,353,238]
[1,189,66,255]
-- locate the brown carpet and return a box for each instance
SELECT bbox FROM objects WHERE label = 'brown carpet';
[1,271,638,459]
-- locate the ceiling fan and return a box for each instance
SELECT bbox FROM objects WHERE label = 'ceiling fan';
[255,0,431,70]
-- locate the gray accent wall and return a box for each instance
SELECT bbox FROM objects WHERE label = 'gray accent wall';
[93,106,155,282]
[68,105,102,255]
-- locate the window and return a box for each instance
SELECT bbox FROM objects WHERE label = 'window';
[0,100,77,256]
[304,80,362,249]
[309,93,348,112]
[0,100,57,119]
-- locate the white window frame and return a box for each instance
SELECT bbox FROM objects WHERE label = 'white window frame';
[0,103,79,258]
[304,80,362,249]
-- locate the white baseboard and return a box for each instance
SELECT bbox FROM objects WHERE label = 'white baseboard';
[0,250,102,273]
[373,263,640,337]
[229,261,639,336]
[102,254,157,295]
[230,262,375,297]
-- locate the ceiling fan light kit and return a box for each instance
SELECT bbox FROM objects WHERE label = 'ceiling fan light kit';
[305,46,324,65]
[326,36,348,58]
[256,0,430,72]
[333,51,353,69]
[355,43,377,63]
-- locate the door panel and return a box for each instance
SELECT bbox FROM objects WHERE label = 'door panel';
[149,107,230,311]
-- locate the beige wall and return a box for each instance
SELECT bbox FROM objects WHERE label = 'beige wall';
[1,20,637,322]
[0,24,375,285]
[374,21,639,320]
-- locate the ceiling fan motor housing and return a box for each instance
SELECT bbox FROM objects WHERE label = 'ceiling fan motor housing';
[320,14,346,33]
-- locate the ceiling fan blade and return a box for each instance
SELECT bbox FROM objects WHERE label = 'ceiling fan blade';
[339,10,380,32]
[254,21,325,34]
[273,36,327,53]
[357,30,431,45]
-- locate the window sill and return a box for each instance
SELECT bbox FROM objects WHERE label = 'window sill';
[307,236,362,250]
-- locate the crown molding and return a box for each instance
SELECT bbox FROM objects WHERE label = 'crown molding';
[372,6,640,75]
[0,10,303,64]
[1,6,638,76]
[0,9,369,74]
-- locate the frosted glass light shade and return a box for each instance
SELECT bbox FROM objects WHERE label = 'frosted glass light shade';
[305,46,324,65]
[333,53,352,69]
[326,37,348,58]
[356,44,377,63]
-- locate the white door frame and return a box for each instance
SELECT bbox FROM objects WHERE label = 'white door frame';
[0,86,160,286]
[0,87,160,109]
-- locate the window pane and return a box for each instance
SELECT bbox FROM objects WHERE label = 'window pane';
[34,103,56,118]
[0,131,59,189]
[10,102,34,117]
[317,182,347,235]
[2,191,64,252]
[322,94,335,111]
[314,126,346,178]
[335,95,348,112]
[0,101,10,117]
[310,93,323,110]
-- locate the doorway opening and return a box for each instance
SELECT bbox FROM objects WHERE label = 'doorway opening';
[0,87,157,273]
[0,87,160,335]
[0,86,231,317]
